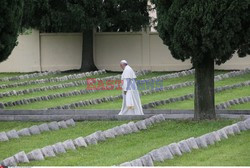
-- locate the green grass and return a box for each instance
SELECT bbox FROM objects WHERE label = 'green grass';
[1,71,250,110]
[77,86,194,110]
[0,72,176,103]
[229,102,250,110]
[0,72,35,78]
[155,85,250,110]
[4,73,195,110]
[0,70,249,166]
[0,73,119,93]
[0,73,70,85]
[0,72,180,102]
[215,73,250,87]
[78,75,250,110]
[156,130,250,166]
[0,121,126,162]
[1,119,235,166]
[0,70,225,94]
[0,71,165,92]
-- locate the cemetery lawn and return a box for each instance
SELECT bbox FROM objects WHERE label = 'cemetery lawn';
[155,130,250,166]
[1,119,247,166]
[1,70,250,110]
[155,85,250,110]
[229,102,250,110]
[77,73,250,110]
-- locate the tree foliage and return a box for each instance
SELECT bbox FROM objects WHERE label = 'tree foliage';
[152,0,250,66]
[100,0,149,32]
[0,0,24,62]
[22,0,150,33]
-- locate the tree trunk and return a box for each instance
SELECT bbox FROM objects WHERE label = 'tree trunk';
[194,57,216,120]
[80,29,97,72]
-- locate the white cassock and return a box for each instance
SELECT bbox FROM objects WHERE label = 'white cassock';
[118,65,144,115]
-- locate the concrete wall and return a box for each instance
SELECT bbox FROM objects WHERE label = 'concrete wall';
[94,31,192,71]
[0,29,249,72]
[40,33,82,71]
[0,30,83,72]
[94,31,193,71]
[0,30,40,72]
[94,30,250,71]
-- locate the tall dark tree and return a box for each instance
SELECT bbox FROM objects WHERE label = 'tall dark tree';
[100,0,149,32]
[22,0,150,71]
[0,0,24,62]
[152,0,250,120]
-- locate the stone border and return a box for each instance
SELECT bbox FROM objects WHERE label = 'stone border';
[0,70,106,90]
[142,80,250,109]
[0,71,61,82]
[49,68,250,110]
[119,118,250,166]
[216,96,250,110]
[0,109,249,121]
[0,119,75,142]
[0,114,168,166]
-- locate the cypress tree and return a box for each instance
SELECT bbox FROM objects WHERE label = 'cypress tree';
[152,0,250,120]
[0,0,24,62]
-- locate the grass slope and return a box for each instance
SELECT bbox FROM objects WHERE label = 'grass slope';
[78,74,250,110]
[0,119,235,166]
[156,130,250,166]
[0,121,126,161]
[155,85,250,110]
[229,102,250,110]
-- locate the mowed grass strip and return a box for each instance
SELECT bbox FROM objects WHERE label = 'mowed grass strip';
[155,130,250,166]
[215,73,250,87]
[0,72,171,103]
[77,73,250,110]
[4,72,195,110]
[0,71,177,85]
[0,71,160,91]
[1,70,240,110]
[0,72,37,79]
[0,69,225,94]
[155,85,250,110]
[229,102,250,110]
[0,73,68,86]
[77,86,194,110]
[0,72,165,103]
[78,74,250,109]
[0,73,118,93]
[14,119,236,166]
[0,121,126,161]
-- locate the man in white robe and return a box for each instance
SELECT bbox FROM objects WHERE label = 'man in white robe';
[118,60,144,115]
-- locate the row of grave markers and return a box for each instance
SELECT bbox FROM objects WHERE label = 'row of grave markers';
[3,68,248,110]
[119,117,250,166]
[47,69,197,110]
[0,119,75,142]
[0,71,61,82]
[51,77,250,111]
[49,68,250,110]
[0,70,106,89]
[0,70,150,109]
[216,95,250,110]
[1,114,250,166]
[143,80,250,109]
[0,114,167,166]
